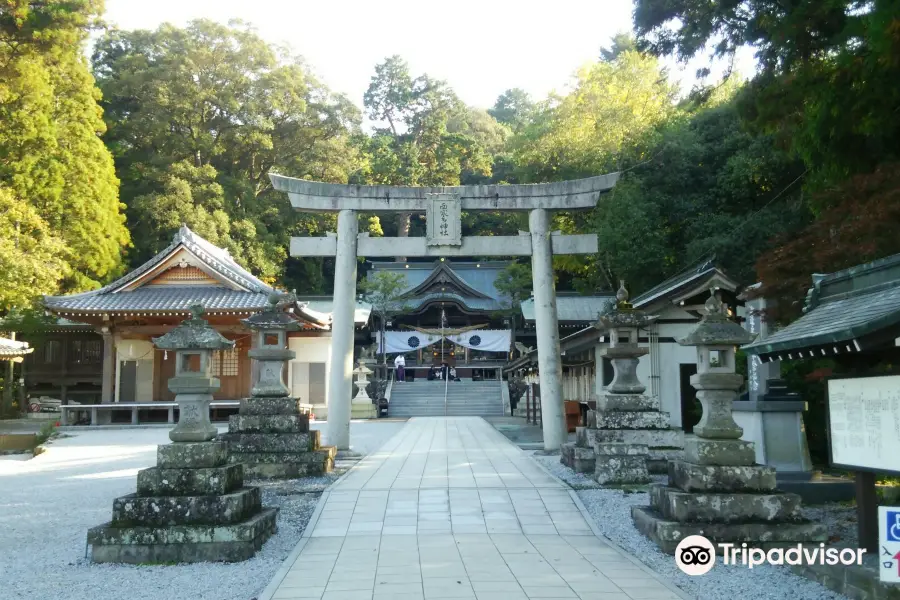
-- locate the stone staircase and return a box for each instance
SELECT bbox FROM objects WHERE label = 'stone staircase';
[388,380,504,418]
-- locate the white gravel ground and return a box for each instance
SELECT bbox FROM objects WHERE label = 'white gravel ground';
[0,420,405,600]
[532,453,850,600]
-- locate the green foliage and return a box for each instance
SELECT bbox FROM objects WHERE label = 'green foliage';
[0,188,69,309]
[511,50,677,182]
[92,19,360,289]
[0,0,128,300]
[358,271,410,319]
[634,0,900,187]
[494,262,533,311]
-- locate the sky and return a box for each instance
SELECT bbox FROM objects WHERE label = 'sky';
[100,0,756,114]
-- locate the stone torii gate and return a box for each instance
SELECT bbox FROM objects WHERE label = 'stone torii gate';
[270,173,619,451]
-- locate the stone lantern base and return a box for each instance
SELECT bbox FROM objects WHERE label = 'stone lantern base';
[631,448,827,553]
[220,397,335,479]
[561,392,683,483]
[87,441,277,563]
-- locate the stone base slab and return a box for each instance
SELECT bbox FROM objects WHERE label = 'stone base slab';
[88,507,277,564]
[596,394,660,412]
[684,437,756,466]
[111,487,261,527]
[669,460,776,493]
[229,448,335,478]
[228,414,310,434]
[219,431,319,453]
[157,441,228,469]
[631,506,827,554]
[350,403,377,419]
[239,397,307,416]
[592,427,684,449]
[560,443,596,474]
[595,444,650,485]
[136,464,243,496]
[649,485,803,523]
[595,411,670,430]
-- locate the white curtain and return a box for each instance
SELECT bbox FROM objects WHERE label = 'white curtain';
[375,331,443,354]
[447,330,511,352]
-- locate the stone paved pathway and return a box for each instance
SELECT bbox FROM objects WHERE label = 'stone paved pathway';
[261,417,687,600]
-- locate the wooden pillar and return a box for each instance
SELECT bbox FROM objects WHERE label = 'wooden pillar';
[100,327,115,404]
[856,471,878,552]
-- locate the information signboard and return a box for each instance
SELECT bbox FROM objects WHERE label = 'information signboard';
[827,375,900,475]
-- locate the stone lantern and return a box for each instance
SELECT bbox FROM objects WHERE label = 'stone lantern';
[244,293,299,397]
[153,304,235,443]
[219,293,336,479]
[598,282,657,399]
[632,290,825,552]
[87,305,276,564]
[351,361,376,418]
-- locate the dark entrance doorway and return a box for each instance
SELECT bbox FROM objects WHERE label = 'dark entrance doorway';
[679,363,700,433]
[119,361,137,403]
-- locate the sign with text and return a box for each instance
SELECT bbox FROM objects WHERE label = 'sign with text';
[879,507,900,582]
[827,375,900,475]
[425,193,462,247]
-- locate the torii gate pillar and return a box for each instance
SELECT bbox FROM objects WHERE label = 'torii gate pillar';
[328,209,358,450]
[270,173,619,451]
[529,208,566,448]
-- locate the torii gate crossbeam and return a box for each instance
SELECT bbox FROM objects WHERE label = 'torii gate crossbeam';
[270,173,619,451]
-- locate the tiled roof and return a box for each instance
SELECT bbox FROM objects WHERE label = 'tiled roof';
[744,253,900,356]
[405,292,502,312]
[0,337,32,358]
[45,287,271,314]
[44,225,274,314]
[631,258,738,308]
[520,296,615,322]
[301,299,372,326]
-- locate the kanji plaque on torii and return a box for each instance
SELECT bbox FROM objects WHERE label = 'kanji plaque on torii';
[426,193,462,246]
[270,172,619,451]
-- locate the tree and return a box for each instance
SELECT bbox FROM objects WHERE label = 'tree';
[358,271,411,367]
[511,50,677,182]
[0,188,69,310]
[359,56,498,253]
[92,19,360,290]
[0,0,128,296]
[756,163,900,322]
[600,32,636,62]
[493,262,533,355]
[633,0,900,184]
[488,88,536,133]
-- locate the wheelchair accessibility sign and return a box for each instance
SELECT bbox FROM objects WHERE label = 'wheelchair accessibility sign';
[880,507,900,583]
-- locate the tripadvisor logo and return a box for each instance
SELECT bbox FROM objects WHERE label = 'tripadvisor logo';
[674,535,867,575]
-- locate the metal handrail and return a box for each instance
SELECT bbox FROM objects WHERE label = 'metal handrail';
[444,370,449,416]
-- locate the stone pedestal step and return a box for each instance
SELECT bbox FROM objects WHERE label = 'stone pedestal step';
[218,431,319,453]
[631,505,827,554]
[669,460,777,493]
[238,397,307,416]
[136,464,243,497]
[229,414,310,433]
[649,484,803,523]
[595,411,670,430]
[88,507,278,564]
[112,487,262,526]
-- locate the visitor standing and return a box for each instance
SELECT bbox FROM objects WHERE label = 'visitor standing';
[394,354,406,382]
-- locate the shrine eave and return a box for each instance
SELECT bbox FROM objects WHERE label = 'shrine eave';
[269,172,620,212]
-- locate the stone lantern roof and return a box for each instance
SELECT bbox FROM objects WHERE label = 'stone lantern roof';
[596,281,658,332]
[241,293,303,332]
[152,305,235,350]
[678,292,756,347]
